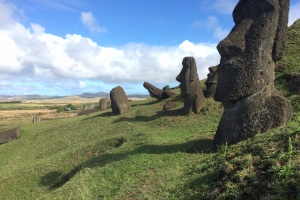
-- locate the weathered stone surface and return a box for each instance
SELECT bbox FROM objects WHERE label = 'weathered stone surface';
[143,82,163,100]
[110,86,131,115]
[143,82,175,100]
[161,85,176,99]
[99,98,111,110]
[176,57,205,115]
[32,115,41,123]
[214,0,290,102]
[213,83,292,148]
[0,127,21,144]
[204,65,219,98]
[212,0,292,150]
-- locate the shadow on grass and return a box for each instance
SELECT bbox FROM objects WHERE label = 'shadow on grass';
[44,138,213,190]
[81,111,115,121]
[113,108,184,123]
[130,99,160,107]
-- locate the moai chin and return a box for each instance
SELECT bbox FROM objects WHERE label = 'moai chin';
[212,0,292,150]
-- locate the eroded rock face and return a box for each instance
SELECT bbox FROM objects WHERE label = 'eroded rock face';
[212,0,292,150]
[176,57,205,115]
[204,65,219,98]
[143,82,175,100]
[0,127,21,144]
[110,86,131,115]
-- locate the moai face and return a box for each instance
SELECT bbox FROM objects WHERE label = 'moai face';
[214,0,289,102]
[176,57,198,96]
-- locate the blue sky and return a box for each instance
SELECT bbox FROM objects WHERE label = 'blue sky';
[1,0,300,96]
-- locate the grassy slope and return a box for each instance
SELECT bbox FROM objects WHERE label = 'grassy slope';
[0,21,299,199]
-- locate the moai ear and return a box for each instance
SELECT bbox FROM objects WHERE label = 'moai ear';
[272,0,289,61]
[189,58,197,81]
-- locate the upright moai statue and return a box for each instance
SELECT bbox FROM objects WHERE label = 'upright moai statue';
[212,0,292,150]
[99,98,111,110]
[110,86,131,115]
[204,65,219,98]
[32,115,41,123]
[176,57,205,115]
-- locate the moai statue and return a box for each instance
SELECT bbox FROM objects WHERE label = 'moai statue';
[32,115,41,123]
[212,0,292,150]
[204,65,219,98]
[99,98,110,110]
[143,82,175,100]
[176,57,205,115]
[161,85,176,99]
[110,86,131,115]
[143,82,163,100]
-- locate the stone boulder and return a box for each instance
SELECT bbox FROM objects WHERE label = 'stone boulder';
[110,86,131,115]
[204,65,219,98]
[0,127,21,144]
[212,0,292,150]
[176,57,205,115]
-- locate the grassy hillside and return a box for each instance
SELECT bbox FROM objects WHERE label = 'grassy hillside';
[0,21,299,199]
[275,19,300,95]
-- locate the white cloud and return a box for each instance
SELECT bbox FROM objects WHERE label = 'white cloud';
[80,12,107,33]
[211,0,237,14]
[0,1,220,95]
[289,3,300,26]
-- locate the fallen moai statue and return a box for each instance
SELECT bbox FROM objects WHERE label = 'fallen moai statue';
[143,82,175,100]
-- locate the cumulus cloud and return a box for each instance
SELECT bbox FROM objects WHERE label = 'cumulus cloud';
[0,1,220,95]
[80,12,107,33]
[289,3,300,26]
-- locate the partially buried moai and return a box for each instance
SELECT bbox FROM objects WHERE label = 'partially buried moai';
[212,0,292,150]
[204,65,219,98]
[110,86,131,115]
[176,57,205,115]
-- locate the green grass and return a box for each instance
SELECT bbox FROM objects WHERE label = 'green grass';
[0,88,299,199]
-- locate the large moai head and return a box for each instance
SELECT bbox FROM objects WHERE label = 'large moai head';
[212,0,292,150]
[214,0,290,102]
